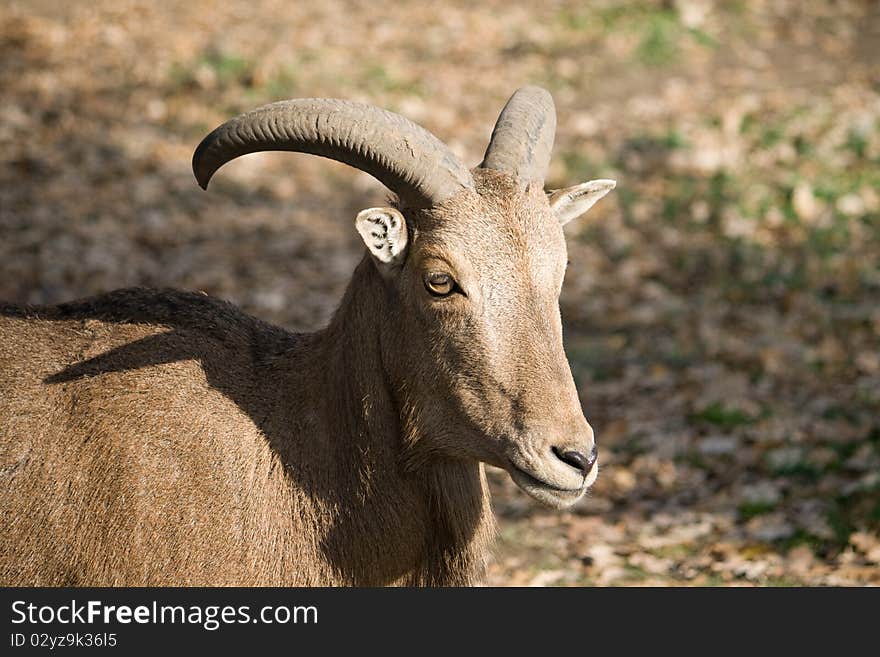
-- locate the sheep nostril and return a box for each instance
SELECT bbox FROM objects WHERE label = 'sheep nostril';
[552,445,598,476]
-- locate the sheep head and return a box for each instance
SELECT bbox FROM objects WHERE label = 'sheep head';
[193,86,615,508]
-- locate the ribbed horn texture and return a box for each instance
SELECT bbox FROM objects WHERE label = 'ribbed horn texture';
[192,99,474,207]
[480,86,556,188]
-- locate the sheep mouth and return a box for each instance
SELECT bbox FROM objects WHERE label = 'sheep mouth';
[509,463,577,492]
[507,462,588,509]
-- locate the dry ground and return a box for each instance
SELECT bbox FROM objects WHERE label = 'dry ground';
[2,0,879,585]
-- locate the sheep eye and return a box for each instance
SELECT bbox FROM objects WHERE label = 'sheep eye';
[425,272,455,297]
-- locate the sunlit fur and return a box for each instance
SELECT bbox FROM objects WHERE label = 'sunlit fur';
[0,169,600,586]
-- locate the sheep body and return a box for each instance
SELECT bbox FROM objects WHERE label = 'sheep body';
[0,282,493,586]
[0,88,614,586]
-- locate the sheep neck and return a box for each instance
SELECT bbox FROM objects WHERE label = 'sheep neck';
[276,256,495,585]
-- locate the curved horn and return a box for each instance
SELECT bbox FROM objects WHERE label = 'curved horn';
[480,86,556,188]
[192,98,474,207]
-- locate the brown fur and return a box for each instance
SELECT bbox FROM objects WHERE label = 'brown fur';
[0,170,594,586]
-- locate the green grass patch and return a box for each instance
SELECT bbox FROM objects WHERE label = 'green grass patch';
[557,3,716,68]
[559,151,597,183]
[774,499,859,557]
[622,564,655,582]
[168,49,255,91]
[690,402,755,429]
[760,126,784,148]
[829,440,861,462]
[565,337,623,383]
[687,27,719,49]
[620,130,689,158]
[769,461,821,481]
[204,51,252,83]
[265,66,299,99]
[820,404,860,423]
[693,574,730,587]
[825,504,854,548]
[677,451,709,470]
[361,64,424,96]
[738,501,777,520]
[762,576,802,587]
[844,128,869,159]
[658,347,699,370]
[636,10,681,66]
[617,433,650,457]
[776,529,823,554]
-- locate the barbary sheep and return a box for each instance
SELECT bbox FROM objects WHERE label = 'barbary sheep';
[0,86,615,586]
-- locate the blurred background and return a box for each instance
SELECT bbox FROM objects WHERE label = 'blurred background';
[1,0,878,585]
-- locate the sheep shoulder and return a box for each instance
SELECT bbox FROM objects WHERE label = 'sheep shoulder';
[0,288,319,585]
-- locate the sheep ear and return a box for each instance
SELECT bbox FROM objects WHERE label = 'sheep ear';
[355,207,408,268]
[549,179,616,225]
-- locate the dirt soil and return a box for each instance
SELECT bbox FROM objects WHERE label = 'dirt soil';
[2,0,879,585]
